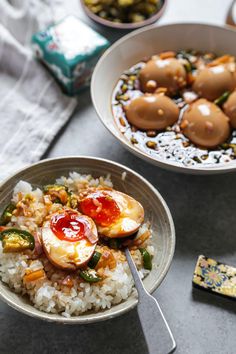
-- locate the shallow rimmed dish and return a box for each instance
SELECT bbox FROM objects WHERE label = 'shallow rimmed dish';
[0,156,175,324]
[91,23,236,174]
[80,0,167,30]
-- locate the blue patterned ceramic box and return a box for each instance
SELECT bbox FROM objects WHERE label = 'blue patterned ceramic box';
[32,16,110,95]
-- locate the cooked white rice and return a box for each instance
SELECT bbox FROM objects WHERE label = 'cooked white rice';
[0,172,155,317]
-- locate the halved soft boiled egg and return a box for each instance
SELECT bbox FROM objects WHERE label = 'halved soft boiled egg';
[79,189,144,238]
[41,209,98,270]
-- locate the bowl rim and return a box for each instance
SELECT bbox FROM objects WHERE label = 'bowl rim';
[0,156,175,324]
[80,0,167,30]
[91,22,236,174]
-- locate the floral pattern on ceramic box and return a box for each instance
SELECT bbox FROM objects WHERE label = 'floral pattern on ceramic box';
[32,16,109,96]
[193,255,236,298]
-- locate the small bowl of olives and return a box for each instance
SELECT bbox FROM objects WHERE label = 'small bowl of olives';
[80,0,167,30]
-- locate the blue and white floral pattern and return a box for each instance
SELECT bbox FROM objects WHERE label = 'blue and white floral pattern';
[193,255,236,299]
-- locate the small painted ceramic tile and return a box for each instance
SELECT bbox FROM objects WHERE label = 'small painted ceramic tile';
[193,255,236,299]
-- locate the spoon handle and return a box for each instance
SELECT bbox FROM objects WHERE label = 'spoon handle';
[125,248,176,354]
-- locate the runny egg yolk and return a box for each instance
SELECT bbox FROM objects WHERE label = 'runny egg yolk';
[42,210,98,270]
[79,189,144,238]
[79,192,121,227]
[50,210,90,242]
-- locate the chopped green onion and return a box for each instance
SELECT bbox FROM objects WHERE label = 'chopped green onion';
[214,91,230,106]
[184,61,192,73]
[108,238,122,249]
[88,251,101,268]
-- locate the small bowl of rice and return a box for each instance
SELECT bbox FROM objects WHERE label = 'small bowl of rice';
[0,156,175,324]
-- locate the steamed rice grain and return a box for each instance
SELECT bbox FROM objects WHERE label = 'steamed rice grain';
[0,173,155,317]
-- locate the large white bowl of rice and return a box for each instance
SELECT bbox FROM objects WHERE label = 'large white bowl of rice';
[0,156,175,324]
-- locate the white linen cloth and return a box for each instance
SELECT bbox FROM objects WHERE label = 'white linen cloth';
[0,0,80,180]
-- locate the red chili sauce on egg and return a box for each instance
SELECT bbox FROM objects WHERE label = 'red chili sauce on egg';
[50,211,90,242]
[80,191,120,227]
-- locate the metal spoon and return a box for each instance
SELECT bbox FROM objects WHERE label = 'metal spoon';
[125,248,176,354]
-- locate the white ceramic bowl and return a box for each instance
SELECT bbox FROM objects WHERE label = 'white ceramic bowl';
[0,157,175,323]
[91,23,236,174]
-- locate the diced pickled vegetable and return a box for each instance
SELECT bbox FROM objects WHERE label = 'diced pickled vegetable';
[79,269,102,282]
[67,193,79,209]
[221,143,236,155]
[43,184,68,204]
[0,228,35,253]
[118,0,134,7]
[129,13,145,23]
[84,0,161,24]
[139,247,152,270]
[43,184,68,193]
[0,203,16,226]
[96,248,117,269]
[23,269,45,283]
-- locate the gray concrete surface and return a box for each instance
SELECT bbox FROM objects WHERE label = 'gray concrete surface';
[1,1,236,353]
[1,88,236,354]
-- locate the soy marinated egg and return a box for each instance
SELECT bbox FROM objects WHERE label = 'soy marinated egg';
[125,93,179,130]
[139,58,187,95]
[79,189,144,238]
[41,210,98,270]
[223,90,236,128]
[181,99,230,148]
[193,64,236,101]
